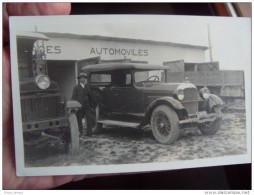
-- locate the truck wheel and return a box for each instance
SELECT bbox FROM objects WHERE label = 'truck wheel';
[67,113,79,156]
[198,106,222,135]
[151,105,180,144]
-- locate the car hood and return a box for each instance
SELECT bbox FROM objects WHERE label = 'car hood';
[139,82,197,106]
[140,82,193,93]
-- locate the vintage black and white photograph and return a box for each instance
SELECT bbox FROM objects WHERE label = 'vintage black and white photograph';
[9,15,251,176]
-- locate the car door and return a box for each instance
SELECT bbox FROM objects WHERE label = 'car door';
[89,72,111,109]
[104,71,144,114]
[110,87,144,113]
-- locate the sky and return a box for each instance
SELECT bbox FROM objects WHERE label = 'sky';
[10,15,251,70]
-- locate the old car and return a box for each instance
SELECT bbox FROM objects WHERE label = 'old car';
[82,63,223,144]
[17,32,80,155]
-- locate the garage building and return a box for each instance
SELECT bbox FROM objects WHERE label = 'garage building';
[41,32,208,99]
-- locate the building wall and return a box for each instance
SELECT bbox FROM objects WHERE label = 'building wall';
[42,36,206,64]
[42,35,207,99]
[47,60,76,100]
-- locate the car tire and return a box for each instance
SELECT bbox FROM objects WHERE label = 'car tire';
[151,105,180,144]
[198,106,222,135]
[67,113,80,156]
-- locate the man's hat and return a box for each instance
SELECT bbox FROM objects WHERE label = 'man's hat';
[77,72,87,79]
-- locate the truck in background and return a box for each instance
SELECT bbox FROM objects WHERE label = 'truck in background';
[163,60,245,99]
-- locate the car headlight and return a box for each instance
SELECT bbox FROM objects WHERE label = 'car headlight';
[35,74,51,89]
[176,88,184,101]
[200,87,210,99]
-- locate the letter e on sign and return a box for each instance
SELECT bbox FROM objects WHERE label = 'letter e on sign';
[46,46,53,54]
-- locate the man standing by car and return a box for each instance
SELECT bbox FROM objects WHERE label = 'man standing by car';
[71,72,93,136]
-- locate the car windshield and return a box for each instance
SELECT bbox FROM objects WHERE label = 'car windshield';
[134,70,164,84]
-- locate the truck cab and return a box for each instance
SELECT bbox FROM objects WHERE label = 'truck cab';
[17,32,80,156]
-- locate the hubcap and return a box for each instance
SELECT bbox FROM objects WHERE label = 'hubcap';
[159,122,164,128]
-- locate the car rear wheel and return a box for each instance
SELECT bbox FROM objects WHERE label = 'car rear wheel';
[198,106,222,135]
[151,105,180,144]
[67,113,79,156]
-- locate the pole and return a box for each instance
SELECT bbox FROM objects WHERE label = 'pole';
[207,24,213,62]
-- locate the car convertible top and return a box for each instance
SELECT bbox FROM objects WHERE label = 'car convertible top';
[81,63,170,73]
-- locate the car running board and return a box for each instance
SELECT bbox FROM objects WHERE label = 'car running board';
[97,120,140,128]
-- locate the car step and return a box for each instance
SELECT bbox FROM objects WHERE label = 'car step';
[97,120,140,128]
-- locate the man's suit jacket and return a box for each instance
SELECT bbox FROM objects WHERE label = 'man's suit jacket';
[71,83,90,108]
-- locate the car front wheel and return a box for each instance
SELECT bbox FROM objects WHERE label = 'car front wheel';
[198,106,222,135]
[151,105,180,144]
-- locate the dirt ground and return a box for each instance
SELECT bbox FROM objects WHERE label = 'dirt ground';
[24,100,247,167]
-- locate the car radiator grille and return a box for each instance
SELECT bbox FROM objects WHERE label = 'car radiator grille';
[181,88,198,115]
[21,94,65,122]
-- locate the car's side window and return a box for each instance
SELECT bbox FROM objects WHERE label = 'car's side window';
[110,71,132,87]
[134,71,149,83]
[90,73,111,86]
[90,71,132,87]
[126,73,132,86]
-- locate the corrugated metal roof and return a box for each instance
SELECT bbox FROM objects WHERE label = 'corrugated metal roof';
[42,32,208,50]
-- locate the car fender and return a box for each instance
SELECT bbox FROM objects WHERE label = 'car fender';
[208,94,224,111]
[144,97,185,125]
[149,96,184,110]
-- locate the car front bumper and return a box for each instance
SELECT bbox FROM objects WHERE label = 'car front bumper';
[23,117,68,132]
[179,111,222,125]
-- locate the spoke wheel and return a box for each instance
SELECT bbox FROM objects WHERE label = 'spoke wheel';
[155,112,171,136]
[198,106,222,135]
[151,105,180,144]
